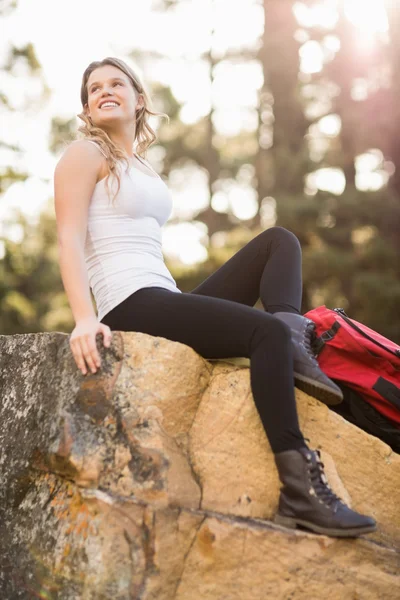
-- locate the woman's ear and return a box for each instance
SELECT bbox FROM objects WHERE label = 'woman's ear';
[136,94,145,110]
[84,106,93,124]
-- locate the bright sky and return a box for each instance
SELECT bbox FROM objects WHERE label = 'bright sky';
[0,0,392,264]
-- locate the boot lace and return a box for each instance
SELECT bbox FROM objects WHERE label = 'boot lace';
[307,450,344,509]
[304,321,319,364]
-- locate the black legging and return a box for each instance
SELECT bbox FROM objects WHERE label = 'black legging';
[100,227,307,454]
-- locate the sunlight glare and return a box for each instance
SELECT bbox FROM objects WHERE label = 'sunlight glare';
[162,222,208,265]
[260,197,277,229]
[212,0,264,55]
[294,0,388,34]
[168,163,209,221]
[293,1,338,30]
[355,149,388,191]
[355,149,384,172]
[318,114,341,137]
[344,0,388,33]
[0,177,52,224]
[323,35,340,53]
[356,171,388,191]
[351,78,369,101]
[211,191,230,213]
[306,168,346,195]
[229,186,258,220]
[299,41,324,74]
[213,107,259,136]
[212,60,263,108]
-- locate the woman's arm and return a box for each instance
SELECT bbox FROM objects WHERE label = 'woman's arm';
[54,140,103,322]
[57,241,96,322]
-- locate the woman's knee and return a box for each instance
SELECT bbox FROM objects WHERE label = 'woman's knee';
[251,314,292,351]
[261,226,301,252]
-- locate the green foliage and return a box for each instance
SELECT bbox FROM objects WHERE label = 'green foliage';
[0,0,17,17]
[0,167,29,194]
[0,207,73,334]
[5,42,41,72]
[49,117,77,154]
[353,272,400,341]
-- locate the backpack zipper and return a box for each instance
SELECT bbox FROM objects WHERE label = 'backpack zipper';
[333,308,400,359]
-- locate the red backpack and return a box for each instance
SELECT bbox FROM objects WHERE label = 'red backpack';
[304,306,400,432]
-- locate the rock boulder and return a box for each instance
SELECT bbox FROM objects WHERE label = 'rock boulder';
[0,331,399,599]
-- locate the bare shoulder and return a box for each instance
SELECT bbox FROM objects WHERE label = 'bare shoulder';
[54,140,107,187]
[54,141,106,243]
[56,139,104,168]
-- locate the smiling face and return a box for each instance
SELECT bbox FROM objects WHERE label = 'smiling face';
[85,64,143,129]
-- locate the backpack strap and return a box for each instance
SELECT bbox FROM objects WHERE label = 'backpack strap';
[312,321,341,356]
[333,384,400,453]
[373,377,400,410]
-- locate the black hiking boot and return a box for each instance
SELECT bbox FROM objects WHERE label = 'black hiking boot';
[273,447,377,537]
[273,312,343,406]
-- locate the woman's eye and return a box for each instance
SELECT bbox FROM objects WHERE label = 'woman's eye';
[91,82,122,93]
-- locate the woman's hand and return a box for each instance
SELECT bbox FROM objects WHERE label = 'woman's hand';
[69,316,112,375]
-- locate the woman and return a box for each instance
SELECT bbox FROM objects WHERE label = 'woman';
[54,57,376,538]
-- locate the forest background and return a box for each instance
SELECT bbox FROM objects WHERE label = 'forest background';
[1,0,399,343]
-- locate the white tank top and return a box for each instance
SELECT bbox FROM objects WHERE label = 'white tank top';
[82,140,182,322]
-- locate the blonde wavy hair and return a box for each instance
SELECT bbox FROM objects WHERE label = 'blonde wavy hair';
[76,57,169,205]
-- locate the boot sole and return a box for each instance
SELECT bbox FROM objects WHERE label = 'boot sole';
[293,372,343,406]
[274,513,377,537]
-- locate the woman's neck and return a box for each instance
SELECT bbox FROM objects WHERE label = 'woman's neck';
[107,128,137,158]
